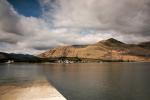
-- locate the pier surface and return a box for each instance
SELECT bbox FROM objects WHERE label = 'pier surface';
[0,79,67,100]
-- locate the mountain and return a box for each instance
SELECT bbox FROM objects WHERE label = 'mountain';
[0,52,41,63]
[138,41,150,49]
[0,52,9,63]
[39,38,150,62]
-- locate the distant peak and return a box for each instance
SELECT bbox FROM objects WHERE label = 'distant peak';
[106,38,119,42]
[99,38,125,44]
[107,38,117,41]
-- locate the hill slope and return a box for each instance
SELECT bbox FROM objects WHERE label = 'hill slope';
[138,41,150,49]
[0,52,9,63]
[39,38,150,62]
[0,52,41,63]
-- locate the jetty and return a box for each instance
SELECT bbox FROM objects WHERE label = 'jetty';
[0,79,67,100]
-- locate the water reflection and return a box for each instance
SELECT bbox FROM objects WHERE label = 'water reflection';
[0,63,150,100]
[0,63,44,84]
[42,63,150,100]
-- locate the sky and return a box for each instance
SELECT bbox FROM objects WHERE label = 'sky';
[0,0,150,54]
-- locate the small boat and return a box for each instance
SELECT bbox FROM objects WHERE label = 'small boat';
[6,60,14,64]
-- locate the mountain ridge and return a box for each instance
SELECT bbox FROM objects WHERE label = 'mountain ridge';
[39,38,150,62]
[0,52,41,63]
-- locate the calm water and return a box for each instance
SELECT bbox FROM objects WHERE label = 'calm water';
[0,63,150,100]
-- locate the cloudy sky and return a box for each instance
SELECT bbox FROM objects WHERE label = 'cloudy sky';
[0,0,150,54]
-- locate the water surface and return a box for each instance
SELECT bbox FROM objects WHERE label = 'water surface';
[0,63,150,100]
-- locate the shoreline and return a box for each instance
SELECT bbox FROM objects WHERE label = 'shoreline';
[0,79,67,100]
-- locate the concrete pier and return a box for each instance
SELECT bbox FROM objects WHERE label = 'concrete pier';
[0,79,67,100]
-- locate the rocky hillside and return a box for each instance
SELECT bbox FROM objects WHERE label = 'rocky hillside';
[0,52,41,63]
[39,38,150,62]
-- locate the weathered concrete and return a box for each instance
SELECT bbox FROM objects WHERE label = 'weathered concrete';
[0,79,67,100]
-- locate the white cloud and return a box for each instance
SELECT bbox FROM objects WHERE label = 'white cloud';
[0,0,150,54]
[44,0,150,34]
